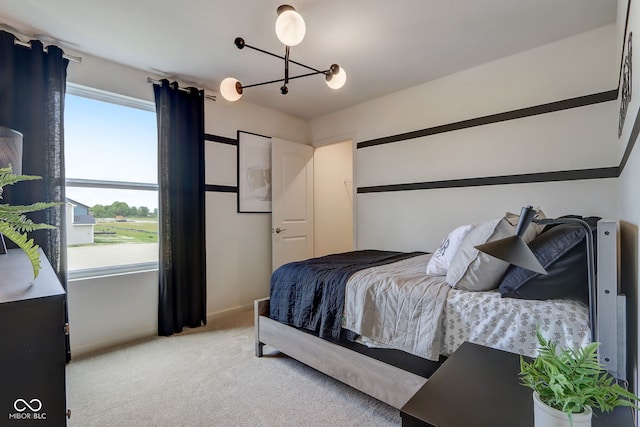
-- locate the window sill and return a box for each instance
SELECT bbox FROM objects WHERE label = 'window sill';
[68,262,158,281]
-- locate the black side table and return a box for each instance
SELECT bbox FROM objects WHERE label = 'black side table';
[400,341,634,427]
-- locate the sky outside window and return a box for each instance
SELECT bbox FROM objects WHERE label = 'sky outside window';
[65,94,158,211]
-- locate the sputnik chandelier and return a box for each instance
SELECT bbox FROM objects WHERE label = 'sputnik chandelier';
[219,4,347,102]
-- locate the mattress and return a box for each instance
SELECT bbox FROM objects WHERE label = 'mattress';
[343,253,591,360]
[442,287,590,358]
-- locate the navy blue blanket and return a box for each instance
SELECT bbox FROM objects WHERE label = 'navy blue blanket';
[269,250,425,340]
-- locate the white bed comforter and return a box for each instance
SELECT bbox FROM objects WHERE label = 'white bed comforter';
[342,254,450,361]
[342,253,591,361]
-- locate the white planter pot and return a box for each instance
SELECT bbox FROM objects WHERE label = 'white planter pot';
[533,392,592,427]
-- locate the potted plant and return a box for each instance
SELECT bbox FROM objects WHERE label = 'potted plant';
[0,165,59,278]
[520,329,640,427]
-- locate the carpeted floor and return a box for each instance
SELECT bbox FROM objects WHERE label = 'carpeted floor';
[66,309,401,426]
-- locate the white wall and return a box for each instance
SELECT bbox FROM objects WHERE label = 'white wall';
[311,24,618,144]
[616,0,640,418]
[67,270,158,354]
[357,179,618,252]
[310,24,620,252]
[66,224,94,246]
[65,203,93,245]
[65,51,309,355]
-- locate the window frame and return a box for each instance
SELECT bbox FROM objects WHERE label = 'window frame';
[65,83,159,280]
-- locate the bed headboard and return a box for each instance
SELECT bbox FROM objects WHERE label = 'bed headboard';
[619,221,638,395]
[596,219,627,380]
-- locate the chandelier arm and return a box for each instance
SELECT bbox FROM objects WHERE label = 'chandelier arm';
[285,70,329,81]
[284,45,290,86]
[242,41,327,75]
[241,70,331,90]
[288,57,324,75]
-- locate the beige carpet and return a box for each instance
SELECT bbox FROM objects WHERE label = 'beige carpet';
[66,309,401,426]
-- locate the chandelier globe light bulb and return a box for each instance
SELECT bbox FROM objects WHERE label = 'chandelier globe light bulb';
[275,5,306,46]
[326,65,347,90]
[220,77,243,102]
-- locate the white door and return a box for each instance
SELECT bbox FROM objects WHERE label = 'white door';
[271,138,314,271]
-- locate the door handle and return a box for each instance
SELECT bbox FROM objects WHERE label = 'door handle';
[275,227,287,234]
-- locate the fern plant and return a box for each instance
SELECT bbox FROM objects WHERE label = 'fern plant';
[0,165,59,278]
[520,328,639,423]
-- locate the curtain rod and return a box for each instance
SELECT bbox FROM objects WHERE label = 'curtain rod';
[147,77,216,102]
[13,39,82,64]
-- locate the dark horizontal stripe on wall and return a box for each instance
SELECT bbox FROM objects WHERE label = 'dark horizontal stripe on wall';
[205,184,237,193]
[357,90,618,149]
[205,133,237,145]
[357,167,619,194]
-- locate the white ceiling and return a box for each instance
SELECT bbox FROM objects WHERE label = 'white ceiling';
[0,0,618,120]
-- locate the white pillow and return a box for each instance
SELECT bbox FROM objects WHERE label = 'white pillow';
[426,224,475,276]
[445,212,542,291]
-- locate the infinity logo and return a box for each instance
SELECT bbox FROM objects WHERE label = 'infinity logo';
[14,399,42,412]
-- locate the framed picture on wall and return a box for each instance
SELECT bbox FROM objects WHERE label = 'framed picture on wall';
[619,30,633,138]
[237,131,272,213]
[619,0,635,141]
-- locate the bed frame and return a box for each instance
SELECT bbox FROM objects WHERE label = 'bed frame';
[254,298,428,408]
[254,219,627,409]
[597,220,627,380]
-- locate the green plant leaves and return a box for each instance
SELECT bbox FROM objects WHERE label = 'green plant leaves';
[0,166,59,278]
[520,328,640,417]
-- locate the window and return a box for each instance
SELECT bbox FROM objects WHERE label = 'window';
[65,84,158,278]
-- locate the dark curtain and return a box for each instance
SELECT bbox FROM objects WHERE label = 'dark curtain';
[153,80,207,336]
[0,31,70,360]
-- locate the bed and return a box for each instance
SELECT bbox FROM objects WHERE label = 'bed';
[254,214,627,409]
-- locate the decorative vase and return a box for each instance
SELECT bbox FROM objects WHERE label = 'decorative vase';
[533,392,592,427]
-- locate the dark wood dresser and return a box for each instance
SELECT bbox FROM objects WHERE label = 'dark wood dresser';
[0,249,68,426]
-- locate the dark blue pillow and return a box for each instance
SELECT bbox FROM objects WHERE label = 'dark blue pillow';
[498,219,598,300]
